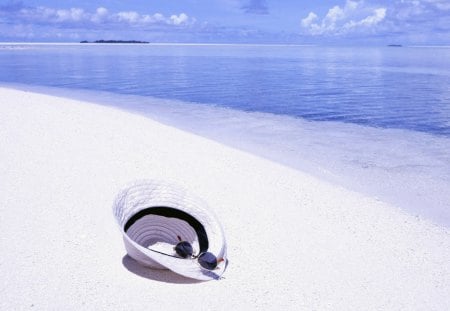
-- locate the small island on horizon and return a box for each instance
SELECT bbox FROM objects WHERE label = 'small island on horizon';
[80,40,149,44]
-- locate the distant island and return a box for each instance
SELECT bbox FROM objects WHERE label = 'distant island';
[387,44,402,47]
[80,40,149,44]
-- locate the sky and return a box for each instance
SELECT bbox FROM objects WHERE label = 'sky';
[0,0,449,44]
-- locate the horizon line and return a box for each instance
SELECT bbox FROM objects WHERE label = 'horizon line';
[1,41,450,48]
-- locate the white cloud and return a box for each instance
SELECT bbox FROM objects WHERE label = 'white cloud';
[360,8,387,26]
[117,11,140,23]
[91,7,108,23]
[300,0,450,43]
[113,11,193,26]
[324,5,345,25]
[16,6,90,24]
[97,7,108,16]
[301,12,318,28]
[391,0,450,43]
[140,14,159,23]
[301,0,386,35]
[2,5,195,28]
[55,8,85,22]
[170,13,189,25]
[342,8,386,31]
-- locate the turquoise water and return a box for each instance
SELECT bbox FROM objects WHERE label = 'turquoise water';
[1,43,449,226]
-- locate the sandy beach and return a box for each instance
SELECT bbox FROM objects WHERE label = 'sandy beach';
[1,87,450,310]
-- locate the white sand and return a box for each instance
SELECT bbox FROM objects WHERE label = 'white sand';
[1,87,450,310]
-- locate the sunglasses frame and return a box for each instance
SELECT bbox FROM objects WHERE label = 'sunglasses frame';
[174,237,223,270]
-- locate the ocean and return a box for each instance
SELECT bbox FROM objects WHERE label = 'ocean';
[1,43,449,225]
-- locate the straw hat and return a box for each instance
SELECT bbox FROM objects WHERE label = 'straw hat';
[113,180,228,281]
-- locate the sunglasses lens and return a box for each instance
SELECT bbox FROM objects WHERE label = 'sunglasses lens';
[175,241,193,258]
[198,252,218,270]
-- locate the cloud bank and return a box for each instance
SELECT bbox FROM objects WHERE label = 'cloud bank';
[300,0,450,43]
[0,2,201,41]
[0,2,279,43]
[301,0,386,36]
[0,4,195,29]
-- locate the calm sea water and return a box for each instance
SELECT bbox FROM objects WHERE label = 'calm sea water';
[1,43,449,136]
[1,43,450,226]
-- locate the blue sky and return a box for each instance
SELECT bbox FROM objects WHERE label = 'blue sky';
[0,0,449,44]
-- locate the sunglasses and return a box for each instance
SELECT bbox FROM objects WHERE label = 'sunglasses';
[174,235,223,270]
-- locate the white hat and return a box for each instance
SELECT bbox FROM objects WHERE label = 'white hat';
[113,180,228,281]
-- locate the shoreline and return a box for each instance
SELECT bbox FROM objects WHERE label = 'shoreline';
[1,87,450,309]
[3,82,450,227]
